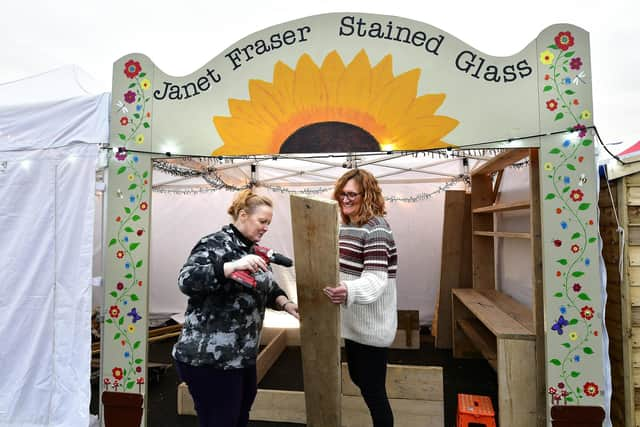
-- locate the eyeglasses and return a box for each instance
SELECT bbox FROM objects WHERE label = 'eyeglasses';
[338,192,362,201]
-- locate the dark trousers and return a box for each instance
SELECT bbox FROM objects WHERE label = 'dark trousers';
[344,339,394,427]
[175,360,257,427]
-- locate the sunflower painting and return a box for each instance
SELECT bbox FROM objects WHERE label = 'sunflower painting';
[212,50,459,155]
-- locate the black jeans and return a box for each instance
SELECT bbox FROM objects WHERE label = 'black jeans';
[175,360,257,427]
[345,339,394,427]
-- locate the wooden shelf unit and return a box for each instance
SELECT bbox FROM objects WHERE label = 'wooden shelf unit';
[452,148,544,427]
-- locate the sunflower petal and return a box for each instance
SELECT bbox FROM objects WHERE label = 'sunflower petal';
[320,50,346,108]
[272,61,296,116]
[371,54,394,93]
[337,50,371,110]
[293,54,326,111]
[393,116,459,148]
[248,80,284,127]
[213,116,272,154]
[374,69,421,128]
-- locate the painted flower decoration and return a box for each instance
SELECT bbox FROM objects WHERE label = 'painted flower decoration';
[112,367,124,380]
[140,79,151,90]
[583,382,599,397]
[116,250,125,259]
[553,239,562,247]
[116,282,124,291]
[569,189,584,202]
[124,90,137,104]
[135,134,144,145]
[136,377,145,385]
[115,147,128,161]
[569,332,578,341]
[573,283,582,292]
[213,50,459,155]
[570,57,583,70]
[140,202,148,211]
[554,31,575,51]
[109,305,120,318]
[540,50,555,65]
[571,244,580,253]
[120,116,129,126]
[573,124,587,138]
[580,110,591,120]
[546,100,558,111]
[128,324,136,333]
[544,162,554,171]
[124,60,142,79]
[580,306,594,320]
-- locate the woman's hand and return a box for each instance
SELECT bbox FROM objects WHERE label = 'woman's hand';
[323,284,348,305]
[224,254,267,277]
[276,295,299,320]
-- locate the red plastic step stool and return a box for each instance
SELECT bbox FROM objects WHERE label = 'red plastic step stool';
[457,393,496,427]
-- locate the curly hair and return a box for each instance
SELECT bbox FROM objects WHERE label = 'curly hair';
[227,189,273,221]
[333,169,386,226]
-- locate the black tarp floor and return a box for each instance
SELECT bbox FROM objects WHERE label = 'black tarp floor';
[91,328,497,427]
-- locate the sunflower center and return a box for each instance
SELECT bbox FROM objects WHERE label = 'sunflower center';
[279,121,380,153]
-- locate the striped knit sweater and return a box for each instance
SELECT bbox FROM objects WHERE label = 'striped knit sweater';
[340,216,398,348]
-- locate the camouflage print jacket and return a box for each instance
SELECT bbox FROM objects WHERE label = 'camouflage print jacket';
[172,224,287,369]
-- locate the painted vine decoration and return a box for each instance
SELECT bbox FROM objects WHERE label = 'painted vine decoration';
[105,58,151,392]
[540,31,599,403]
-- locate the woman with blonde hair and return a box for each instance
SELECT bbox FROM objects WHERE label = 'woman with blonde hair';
[324,169,398,427]
[173,189,298,427]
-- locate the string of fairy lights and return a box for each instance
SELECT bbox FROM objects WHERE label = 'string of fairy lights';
[149,148,530,202]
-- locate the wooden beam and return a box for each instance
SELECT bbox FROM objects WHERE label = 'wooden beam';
[256,329,287,383]
[290,195,341,427]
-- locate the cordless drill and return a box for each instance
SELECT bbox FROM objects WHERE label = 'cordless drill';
[230,245,293,289]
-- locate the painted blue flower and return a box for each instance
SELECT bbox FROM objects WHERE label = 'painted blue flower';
[133,156,139,163]
[125,262,130,269]
[564,77,572,85]
[123,300,128,305]
[124,351,130,358]
[560,306,567,314]
[136,104,142,111]
[574,355,581,362]
[127,307,142,323]
[551,315,569,335]
[562,139,571,147]
[585,258,590,266]
[564,176,571,184]
[560,221,568,229]
[130,195,135,203]
[124,236,129,242]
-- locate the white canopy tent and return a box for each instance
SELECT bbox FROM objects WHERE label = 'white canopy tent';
[0,66,109,427]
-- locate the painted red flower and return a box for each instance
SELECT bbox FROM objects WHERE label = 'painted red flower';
[570,57,583,70]
[583,381,599,397]
[124,60,142,79]
[580,306,594,320]
[546,99,558,111]
[573,99,580,106]
[136,377,145,385]
[120,116,129,126]
[109,305,120,318]
[103,378,111,385]
[571,244,580,253]
[555,31,575,51]
[556,271,561,277]
[578,156,584,163]
[573,283,582,292]
[116,282,124,290]
[136,366,142,373]
[556,208,562,214]
[136,229,144,236]
[570,189,584,202]
[594,330,598,336]
[548,386,557,395]
[115,147,127,161]
[124,90,136,104]
[116,250,125,259]
[544,74,550,80]
[138,280,143,287]
[557,382,565,389]
[140,202,148,211]
[112,367,124,380]
[554,239,562,247]
[116,216,122,222]
[588,219,593,225]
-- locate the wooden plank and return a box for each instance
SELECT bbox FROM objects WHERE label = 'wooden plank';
[471,148,530,176]
[256,329,287,383]
[397,310,419,347]
[178,387,445,426]
[473,231,531,239]
[452,289,534,339]
[628,206,640,224]
[471,173,495,290]
[621,178,637,427]
[341,364,443,401]
[451,290,480,359]
[434,190,471,349]
[290,194,341,427]
[628,186,640,205]
[497,339,537,427]
[472,200,530,213]
[456,319,497,370]
[528,149,546,427]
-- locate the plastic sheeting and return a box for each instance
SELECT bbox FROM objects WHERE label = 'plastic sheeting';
[0,70,108,426]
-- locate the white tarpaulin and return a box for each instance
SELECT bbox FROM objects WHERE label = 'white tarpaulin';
[0,71,108,427]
